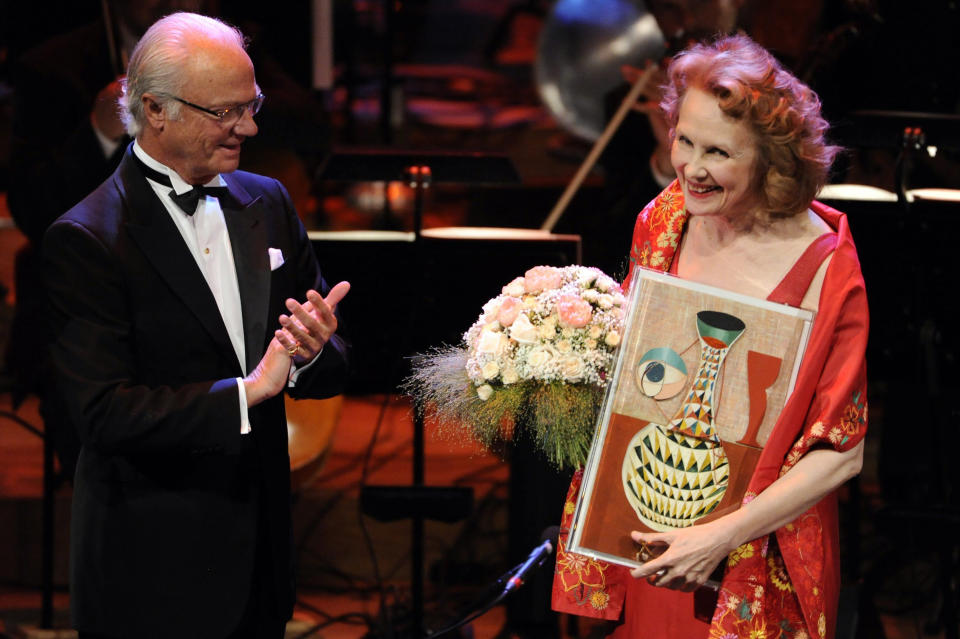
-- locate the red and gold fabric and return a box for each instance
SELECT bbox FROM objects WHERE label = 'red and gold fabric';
[551,180,869,639]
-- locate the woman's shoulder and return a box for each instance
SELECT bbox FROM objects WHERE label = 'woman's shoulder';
[791,207,834,240]
[809,200,850,234]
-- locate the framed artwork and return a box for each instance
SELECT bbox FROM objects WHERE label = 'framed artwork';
[567,267,814,568]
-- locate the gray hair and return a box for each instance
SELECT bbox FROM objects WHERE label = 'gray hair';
[120,12,247,137]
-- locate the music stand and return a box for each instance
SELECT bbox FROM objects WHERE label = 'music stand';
[318,147,521,238]
[832,109,960,204]
[316,147,520,638]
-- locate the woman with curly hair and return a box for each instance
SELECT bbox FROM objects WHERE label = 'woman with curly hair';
[553,34,868,639]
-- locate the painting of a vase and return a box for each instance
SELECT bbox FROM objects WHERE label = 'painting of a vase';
[567,268,813,568]
[622,311,745,531]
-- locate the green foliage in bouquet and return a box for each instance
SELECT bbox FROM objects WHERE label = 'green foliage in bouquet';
[404,265,625,470]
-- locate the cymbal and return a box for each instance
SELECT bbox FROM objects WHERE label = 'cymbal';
[535,0,666,141]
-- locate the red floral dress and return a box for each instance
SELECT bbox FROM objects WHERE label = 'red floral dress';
[552,181,869,639]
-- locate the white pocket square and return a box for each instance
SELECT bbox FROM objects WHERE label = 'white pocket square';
[268,248,284,271]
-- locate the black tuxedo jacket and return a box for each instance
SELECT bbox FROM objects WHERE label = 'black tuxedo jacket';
[43,146,348,638]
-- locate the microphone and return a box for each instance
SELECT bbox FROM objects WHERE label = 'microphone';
[503,525,561,594]
[425,526,562,638]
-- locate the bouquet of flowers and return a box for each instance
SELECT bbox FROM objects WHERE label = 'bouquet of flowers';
[405,265,625,469]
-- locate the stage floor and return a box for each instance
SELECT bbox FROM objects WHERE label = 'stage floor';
[0,392,950,639]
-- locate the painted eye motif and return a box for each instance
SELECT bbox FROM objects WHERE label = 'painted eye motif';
[636,347,688,400]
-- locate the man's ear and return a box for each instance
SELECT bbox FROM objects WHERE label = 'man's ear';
[142,94,166,130]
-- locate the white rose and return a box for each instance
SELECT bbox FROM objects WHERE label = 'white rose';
[560,355,585,382]
[502,367,519,385]
[604,331,621,347]
[477,330,504,355]
[508,313,539,344]
[522,295,537,309]
[476,384,494,401]
[527,346,557,370]
[612,292,626,306]
[538,323,556,340]
[588,325,602,339]
[482,298,502,322]
[503,277,525,297]
[577,269,599,288]
[481,360,500,379]
[581,289,599,303]
[542,313,558,328]
[596,276,614,292]
[561,327,574,338]
[556,339,572,353]
[585,338,598,350]
[481,320,502,334]
[598,294,614,309]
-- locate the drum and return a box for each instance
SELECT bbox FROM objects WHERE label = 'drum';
[286,394,343,493]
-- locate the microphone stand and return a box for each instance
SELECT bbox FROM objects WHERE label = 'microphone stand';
[425,532,558,638]
[425,574,512,639]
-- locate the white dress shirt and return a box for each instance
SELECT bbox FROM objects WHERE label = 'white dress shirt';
[133,142,253,434]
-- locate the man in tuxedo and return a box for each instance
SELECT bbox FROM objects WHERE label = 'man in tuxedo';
[42,12,348,639]
[6,1,331,478]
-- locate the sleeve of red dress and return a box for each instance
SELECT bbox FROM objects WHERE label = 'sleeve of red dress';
[780,210,869,471]
[551,470,631,619]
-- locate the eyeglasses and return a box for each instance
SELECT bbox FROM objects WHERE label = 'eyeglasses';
[169,92,265,125]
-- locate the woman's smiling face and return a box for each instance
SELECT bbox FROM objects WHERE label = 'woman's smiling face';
[671,87,761,224]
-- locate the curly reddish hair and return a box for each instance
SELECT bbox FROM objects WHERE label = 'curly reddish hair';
[660,34,839,218]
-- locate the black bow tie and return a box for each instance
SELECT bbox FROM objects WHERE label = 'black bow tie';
[168,185,232,216]
[134,154,231,216]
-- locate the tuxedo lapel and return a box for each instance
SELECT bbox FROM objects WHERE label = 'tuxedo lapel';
[118,149,242,374]
[221,177,270,375]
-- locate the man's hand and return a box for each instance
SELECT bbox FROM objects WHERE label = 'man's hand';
[91,78,127,142]
[621,63,675,180]
[278,281,350,366]
[243,337,294,407]
[243,281,350,406]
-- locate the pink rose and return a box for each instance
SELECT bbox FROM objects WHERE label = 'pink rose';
[497,296,522,326]
[523,266,563,293]
[556,294,592,328]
